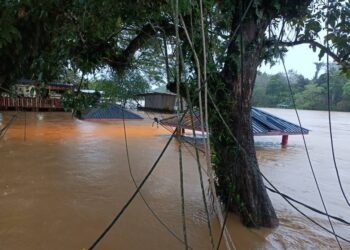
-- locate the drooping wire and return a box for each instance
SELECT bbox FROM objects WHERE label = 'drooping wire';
[215,147,241,250]
[265,186,350,226]
[120,106,193,249]
[179,46,216,250]
[173,0,189,248]
[178,110,350,241]
[325,0,350,208]
[178,116,350,243]
[179,16,210,224]
[207,89,350,244]
[0,87,20,140]
[216,203,231,250]
[87,112,187,250]
[159,22,350,247]
[226,0,254,48]
[0,114,17,140]
[260,171,350,244]
[180,129,350,229]
[279,51,342,249]
[216,1,263,247]
[172,36,350,245]
[199,0,216,247]
[177,133,188,250]
[24,110,27,141]
[180,14,234,250]
[217,1,251,248]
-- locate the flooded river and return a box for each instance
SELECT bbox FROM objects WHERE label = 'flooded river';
[0,108,349,249]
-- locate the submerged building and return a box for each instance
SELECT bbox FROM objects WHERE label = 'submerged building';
[137,92,177,112]
[81,104,143,120]
[159,108,309,145]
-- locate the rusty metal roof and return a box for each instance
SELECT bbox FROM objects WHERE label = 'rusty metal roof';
[160,108,309,136]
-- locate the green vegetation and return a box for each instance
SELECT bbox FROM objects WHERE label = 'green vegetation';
[89,70,150,105]
[253,66,350,111]
[61,90,101,118]
[1,0,349,228]
[60,69,150,116]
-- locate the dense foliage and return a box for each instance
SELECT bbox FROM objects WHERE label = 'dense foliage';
[89,70,150,104]
[61,90,101,118]
[60,69,150,115]
[253,66,350,111]
[1,0,349,228]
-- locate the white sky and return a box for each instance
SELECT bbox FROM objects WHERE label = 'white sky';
[259,44,330,79]
[93,42,330,83]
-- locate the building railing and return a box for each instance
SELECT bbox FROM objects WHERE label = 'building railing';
[0,97,63,110]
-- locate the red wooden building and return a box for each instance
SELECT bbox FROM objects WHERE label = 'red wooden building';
[0,97,63,111]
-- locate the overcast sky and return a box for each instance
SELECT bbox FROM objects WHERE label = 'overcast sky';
[259,44,330,79]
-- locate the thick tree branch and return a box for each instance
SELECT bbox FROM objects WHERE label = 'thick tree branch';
[107,23,157,73]
[271,39,350,70]
[106,18,189,74]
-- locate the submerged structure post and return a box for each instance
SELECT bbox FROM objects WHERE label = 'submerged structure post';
[160,108,309,147]
[281,135,289,146]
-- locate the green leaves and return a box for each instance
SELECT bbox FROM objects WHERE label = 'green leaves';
[0,0,349,99]
[91,69,150,104]
[305,20,321,34]
[343,81,350,98]
[253,67,350,111]
[0,9,21,49]
[61,90,101,117]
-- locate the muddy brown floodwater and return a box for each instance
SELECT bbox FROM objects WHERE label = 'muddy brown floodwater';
[0,108,349,250]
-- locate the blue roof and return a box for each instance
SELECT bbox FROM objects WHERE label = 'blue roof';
[18,79,36,84]
[48,82,74,88]
[160,108,309,136]
[251,108,309,135]
[81,104,143,120]
[17,79,74,88]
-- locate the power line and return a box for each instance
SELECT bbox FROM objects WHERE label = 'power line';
[24,110,27,141]
[87,118,185,250]
[179,120,350,229]
[325,0,350,208]
[184,82,215,250]
[121,107,193,249]
[260,171,350,244]
[279,51,342,249]
[177,20,216,248]
[181,125,350,243]
[226,0,254,48]
[173,0,189,247]
[216,1,256,248]
[207,89,350,245]
[0,86,21,140]
[0,114,17,140]
[265,186,350,226]
[199,0,219,245]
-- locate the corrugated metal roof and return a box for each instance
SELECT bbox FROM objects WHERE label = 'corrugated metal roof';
[49,82,74,88]
[81,104,143,120]
[18,79,74,88]
[251,108,309,135]
[137,92,176,97]
[160,108,309,136]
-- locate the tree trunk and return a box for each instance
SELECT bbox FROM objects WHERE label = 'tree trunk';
[209,18,278,228]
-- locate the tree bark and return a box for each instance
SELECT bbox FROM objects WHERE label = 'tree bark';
[209,17,278,227]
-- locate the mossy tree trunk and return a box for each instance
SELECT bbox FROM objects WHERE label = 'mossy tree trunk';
[209,17,278,227]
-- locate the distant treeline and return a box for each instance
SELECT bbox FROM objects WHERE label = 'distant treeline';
[253,65,350,111]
